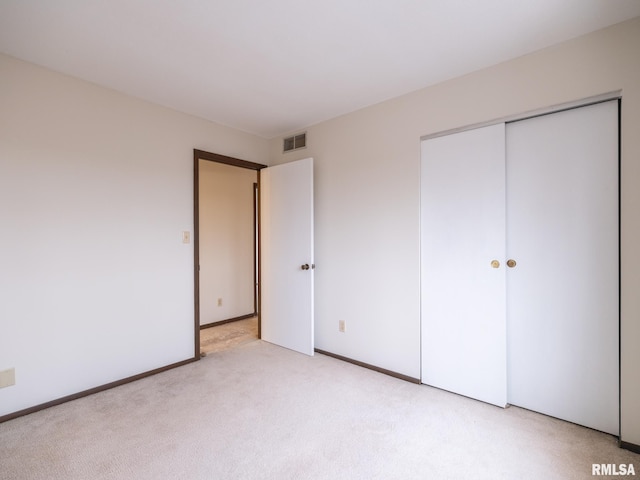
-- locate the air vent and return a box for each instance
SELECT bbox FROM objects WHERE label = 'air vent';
[283,133,306,152]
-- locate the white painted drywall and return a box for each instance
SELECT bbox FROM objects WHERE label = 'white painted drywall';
[0,53,268,417]
[3,16,640,447]
[269,17,640,445]
[198,160,257,325]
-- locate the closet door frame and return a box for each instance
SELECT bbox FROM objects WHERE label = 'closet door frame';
[420,91,621,433]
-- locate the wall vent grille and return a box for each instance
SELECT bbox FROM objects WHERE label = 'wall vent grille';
[283,133,306,152]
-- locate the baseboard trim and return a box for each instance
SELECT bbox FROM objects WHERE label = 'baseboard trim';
[200,313,256,329]
[619,440,640,454]
[0,357,197,424]
[314,348,420,384]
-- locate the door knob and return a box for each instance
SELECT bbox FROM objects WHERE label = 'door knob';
[491,260,500,268]
[507,259,517,268]
[301,264,310,270]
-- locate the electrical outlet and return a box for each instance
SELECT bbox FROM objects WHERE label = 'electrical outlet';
[217,298,223,307]
[339,320,346,333]
[0,368,15,388]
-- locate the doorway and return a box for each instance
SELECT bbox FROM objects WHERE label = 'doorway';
[193,150,267,357]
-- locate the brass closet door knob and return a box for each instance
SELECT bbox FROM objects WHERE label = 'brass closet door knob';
[507,259,517,268]
[491,260,500,268]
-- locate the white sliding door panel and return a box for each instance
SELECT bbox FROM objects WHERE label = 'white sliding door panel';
[421,124,507,407]
[506,101,619,435]
[261,158,314,356]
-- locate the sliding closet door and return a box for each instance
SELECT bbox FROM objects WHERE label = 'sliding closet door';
[421,124,507,407]
[506,101,619,435]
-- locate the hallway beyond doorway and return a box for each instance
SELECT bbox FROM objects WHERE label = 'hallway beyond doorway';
[200,317,258,356]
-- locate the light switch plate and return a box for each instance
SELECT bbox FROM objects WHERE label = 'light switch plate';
[0,368,16,388]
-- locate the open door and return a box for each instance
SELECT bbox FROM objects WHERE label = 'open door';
[260,157,314,356]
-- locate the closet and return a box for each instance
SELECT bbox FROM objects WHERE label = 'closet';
[420,100,619,435]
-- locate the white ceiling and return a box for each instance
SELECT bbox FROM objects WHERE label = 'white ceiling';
[1,1,639,138]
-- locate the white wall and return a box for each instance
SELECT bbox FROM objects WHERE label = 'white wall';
[3,17,640,447]
[269,17,640,446]
[0,53,268,416]
[199,160,256,325]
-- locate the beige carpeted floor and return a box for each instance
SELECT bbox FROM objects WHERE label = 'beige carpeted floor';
[0,340,637,480]
[200,316,258,355]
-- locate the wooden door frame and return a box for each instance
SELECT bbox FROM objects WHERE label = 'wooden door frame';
[193,149,267,359]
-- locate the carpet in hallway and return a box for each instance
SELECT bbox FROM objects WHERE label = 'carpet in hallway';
[200,316,258,355]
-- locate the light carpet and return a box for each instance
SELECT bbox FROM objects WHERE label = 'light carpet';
[0,340,637,479]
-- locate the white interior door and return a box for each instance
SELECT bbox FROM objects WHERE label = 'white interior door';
[506,101,619,435]
[421,124,507,407]
[260,157,314,356]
